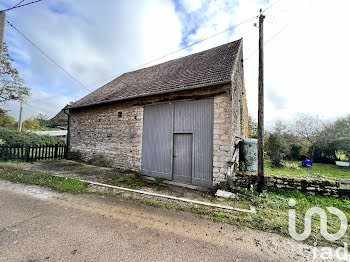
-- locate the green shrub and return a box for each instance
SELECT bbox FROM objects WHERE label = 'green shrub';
[271,155,283,168]
[0,130,63,145]
[22,118,40,130]
[290,143,302,160]
[266,133,288,167]
[0,109,17,129]
[0,115,16,128]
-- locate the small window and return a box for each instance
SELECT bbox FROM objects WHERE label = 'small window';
[118,112,122,118]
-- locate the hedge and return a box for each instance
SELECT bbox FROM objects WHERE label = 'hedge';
[0,130,63,146]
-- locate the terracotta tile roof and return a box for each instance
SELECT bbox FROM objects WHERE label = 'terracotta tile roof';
[70,39,242,108]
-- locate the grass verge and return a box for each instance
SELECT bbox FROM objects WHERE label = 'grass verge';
[0,165,88,193]
[139,186,350,247]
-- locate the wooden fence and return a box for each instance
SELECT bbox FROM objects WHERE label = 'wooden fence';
[0,144,67,162]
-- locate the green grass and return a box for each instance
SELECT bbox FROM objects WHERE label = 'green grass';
[247,189,350,247]
[105,173,149,187]
[133,187,350,247]
[265,160,350,180]
[0,166,88,193]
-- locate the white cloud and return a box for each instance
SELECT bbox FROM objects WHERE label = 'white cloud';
[2,0,350,128]
[5,88,71,120]
[181,0,204,12]
[2,0,182,119]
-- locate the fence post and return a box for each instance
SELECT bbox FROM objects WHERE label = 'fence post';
[64,145,68,158]
[54,144,58,159]
[0,145,3,160]
[25,145,30,162]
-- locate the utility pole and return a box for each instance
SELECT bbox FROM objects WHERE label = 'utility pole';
[0,11,6,65]
[18,100,23,132]
[257,9,265,193]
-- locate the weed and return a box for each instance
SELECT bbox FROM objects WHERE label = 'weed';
[283,161,300,169]
[105,174,148,187]
[154,177,166,185]
[87,154,112,167]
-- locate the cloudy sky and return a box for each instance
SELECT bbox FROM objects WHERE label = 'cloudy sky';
[1,0,349,128]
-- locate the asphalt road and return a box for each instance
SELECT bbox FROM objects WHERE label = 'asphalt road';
[0,180,318,262]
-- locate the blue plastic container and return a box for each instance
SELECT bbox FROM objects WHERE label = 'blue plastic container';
[302,159,312,168]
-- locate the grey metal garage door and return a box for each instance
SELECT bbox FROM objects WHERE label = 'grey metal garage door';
[141,103,173,179]
[141,99,213,187]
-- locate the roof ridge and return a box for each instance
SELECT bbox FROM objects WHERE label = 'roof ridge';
[125,39,242,75]
[70,39,243,109]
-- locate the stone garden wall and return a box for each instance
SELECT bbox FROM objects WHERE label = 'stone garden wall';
[231,172,350,197]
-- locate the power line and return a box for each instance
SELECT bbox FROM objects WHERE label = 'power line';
[14,1,26,8]
[63,87,89,96]
[262,0,284,13]
[243,24,288,62]
[86,15,259,88]
[1,0,43,12]
[6,20,91,92]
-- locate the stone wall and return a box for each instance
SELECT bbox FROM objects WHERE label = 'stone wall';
[212,40,249,185]
[213,92,233,184]
[69,101,144,172]
[212,42,248,185]
[231,40,246,143]
[231,172,350,197]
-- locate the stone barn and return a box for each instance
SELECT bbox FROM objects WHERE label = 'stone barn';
[68,39,248,187]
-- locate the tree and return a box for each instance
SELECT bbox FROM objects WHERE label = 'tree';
[34,113,50,128]
[248,115,258,138]
[0,42,30,104]
[290,143,302,160]
[288,115,325,161]
[0,108,16,128]
[23,118,40,130]
[315,115,350,161]
[265,132,289,167]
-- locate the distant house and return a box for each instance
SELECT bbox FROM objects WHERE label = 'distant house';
[67,39,248,187]
[50,105,69,129]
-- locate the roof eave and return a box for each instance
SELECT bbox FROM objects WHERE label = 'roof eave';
[68,80,232,110]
